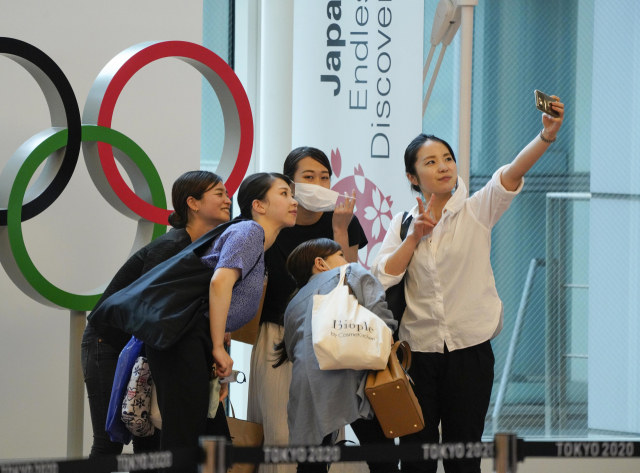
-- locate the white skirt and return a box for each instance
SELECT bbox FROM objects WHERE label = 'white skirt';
[247,322,296,473]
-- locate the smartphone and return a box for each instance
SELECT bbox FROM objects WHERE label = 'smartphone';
[534,90,560,118]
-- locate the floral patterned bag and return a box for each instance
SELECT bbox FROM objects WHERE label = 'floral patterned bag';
[121,356,155,437]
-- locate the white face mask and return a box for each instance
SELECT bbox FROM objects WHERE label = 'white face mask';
[294,183,340,212]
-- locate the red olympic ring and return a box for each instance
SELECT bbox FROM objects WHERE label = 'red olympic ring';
[83,41,253,225]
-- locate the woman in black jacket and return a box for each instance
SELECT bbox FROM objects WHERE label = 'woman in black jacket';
[81,170,232,457]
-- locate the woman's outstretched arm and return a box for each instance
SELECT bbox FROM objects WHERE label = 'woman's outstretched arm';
[501,96,565,191]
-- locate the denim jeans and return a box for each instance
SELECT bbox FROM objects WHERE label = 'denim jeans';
[81,323,160,456]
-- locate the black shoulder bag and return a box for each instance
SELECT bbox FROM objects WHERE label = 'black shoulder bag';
[383,212,413,340]
[88,217,259,350]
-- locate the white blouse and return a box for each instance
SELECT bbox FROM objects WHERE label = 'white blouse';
[371,165,523,353]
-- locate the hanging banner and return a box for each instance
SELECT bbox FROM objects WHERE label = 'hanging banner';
[292,0,424,267]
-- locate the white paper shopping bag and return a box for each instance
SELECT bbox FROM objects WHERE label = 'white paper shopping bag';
[312,265,392,370]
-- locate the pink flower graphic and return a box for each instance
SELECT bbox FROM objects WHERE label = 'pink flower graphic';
[364,187,392,240]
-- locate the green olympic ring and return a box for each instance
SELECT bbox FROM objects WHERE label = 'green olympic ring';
[5,125,166,311]
[1,39,253,312]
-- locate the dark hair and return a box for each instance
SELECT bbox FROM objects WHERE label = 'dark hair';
[286,238,342,288]
[404,134,456,193]
[282,147,332,180]
[273,238,342,368]
[237,172,293,219]
[168,171,222,228]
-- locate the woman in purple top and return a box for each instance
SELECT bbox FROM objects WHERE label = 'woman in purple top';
[201,219,266,333]
[146,172,298,461]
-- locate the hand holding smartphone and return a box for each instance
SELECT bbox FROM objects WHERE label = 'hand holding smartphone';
[534,90,560,118]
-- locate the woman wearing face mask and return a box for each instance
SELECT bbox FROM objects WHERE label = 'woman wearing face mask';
[275,238,397,473]
[140,172,298,461]
[371,98,564,473]
[247,147,368,473]
[82,171,231,457]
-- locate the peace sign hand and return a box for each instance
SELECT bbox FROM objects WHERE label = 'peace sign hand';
[408,195,437,244]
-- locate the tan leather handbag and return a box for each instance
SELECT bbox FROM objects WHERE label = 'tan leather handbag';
[231,275,267,346]
[364,341,424,438]
[227,402,264,473]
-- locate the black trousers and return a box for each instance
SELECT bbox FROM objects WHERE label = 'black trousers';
[81,323,160,456]
[401,341,494,473]
[146,316,230,471]
[297,417,398,473]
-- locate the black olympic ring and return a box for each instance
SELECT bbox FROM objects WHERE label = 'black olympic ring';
[0,37,81,226]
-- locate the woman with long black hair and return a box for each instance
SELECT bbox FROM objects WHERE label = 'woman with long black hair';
[144,172,298,457]
[247,148,368,473]
[372,97,564,473]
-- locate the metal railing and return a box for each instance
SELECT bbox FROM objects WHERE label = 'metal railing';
[492,258,545,434]
[545,192,591,434]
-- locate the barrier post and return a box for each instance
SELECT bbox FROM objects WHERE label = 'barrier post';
[67,310,86,458]
[494,433,518,473]
[200,436,227,473]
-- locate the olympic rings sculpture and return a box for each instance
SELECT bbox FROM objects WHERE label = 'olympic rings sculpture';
[0,37,253,311]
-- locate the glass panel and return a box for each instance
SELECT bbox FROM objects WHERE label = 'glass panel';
[424,0,640,441]
[202,0,233,171]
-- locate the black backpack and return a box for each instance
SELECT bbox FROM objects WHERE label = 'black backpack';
[383,212,413,340]
[88,217,260,350]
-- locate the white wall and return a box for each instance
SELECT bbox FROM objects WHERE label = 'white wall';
[0,0,202,459]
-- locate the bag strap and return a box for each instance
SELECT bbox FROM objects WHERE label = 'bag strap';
[242,253,263,282]
[399,211,413,241]
[229,400,236,419]
[391,340,412,371]
[337,264,348,287]
[399,341,412,371]
[191,217,247,255]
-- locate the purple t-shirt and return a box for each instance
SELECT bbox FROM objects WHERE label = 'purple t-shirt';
[200,220,265,332]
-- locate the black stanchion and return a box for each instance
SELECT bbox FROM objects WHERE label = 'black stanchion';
[219,437,640,472]
[224,442,495,468]
[522,440,640,459]
[0,447,200,473]
[201,436,228,473]
[494,433,518,473]
[2,435,640,472]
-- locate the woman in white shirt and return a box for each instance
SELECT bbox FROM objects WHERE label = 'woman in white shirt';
[371,97,564,473]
